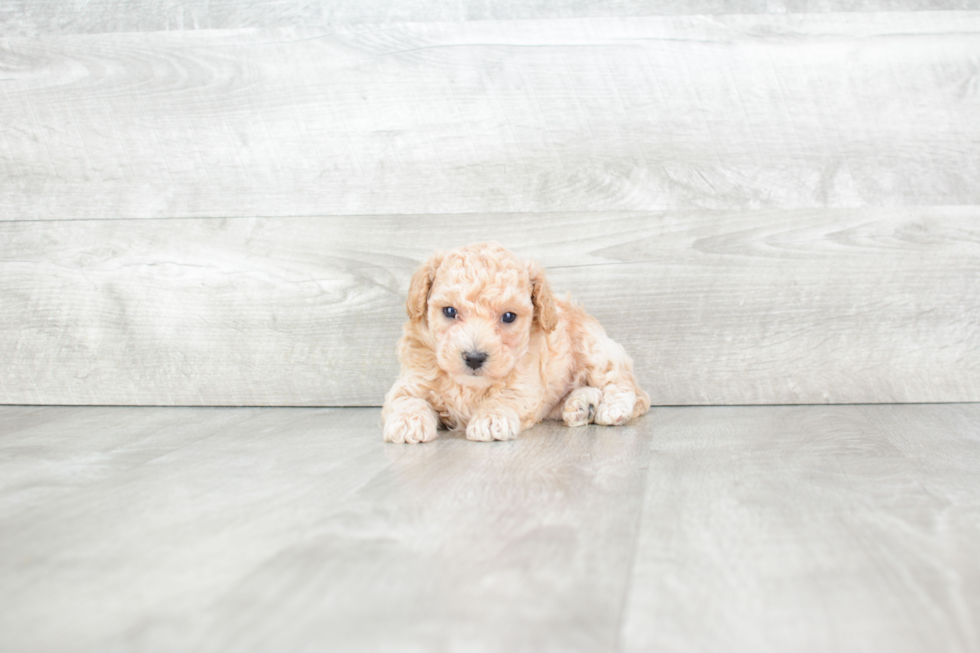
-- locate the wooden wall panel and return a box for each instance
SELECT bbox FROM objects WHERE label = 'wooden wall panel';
[2,13,979,221]
[2,209,977,406]
[2,9,978,406]
[2,1,975,35]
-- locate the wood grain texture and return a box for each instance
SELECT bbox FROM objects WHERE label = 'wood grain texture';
[620,404,980,653]
[2,12,980,220]
[3,9,979,406]
[1,404,978,651]
[3,1,977,35]
[0,406,653,653]
[2,209,978,406]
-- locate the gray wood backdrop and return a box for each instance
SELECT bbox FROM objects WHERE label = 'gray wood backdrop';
[1,2,978,406]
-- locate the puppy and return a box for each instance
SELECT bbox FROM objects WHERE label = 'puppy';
[382,242,650,443]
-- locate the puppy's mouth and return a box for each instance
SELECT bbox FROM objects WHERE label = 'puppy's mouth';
[453,371,493,388]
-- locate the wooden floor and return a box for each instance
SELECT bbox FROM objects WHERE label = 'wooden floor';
[1,404,977,652]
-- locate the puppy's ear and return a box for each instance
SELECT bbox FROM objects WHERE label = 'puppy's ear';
[406,252,443,323]
[528,260,558,333]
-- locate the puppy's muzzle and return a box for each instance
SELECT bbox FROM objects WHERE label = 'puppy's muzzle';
[463,351,488,370]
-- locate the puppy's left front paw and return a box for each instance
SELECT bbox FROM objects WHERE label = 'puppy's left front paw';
[466,411,520,442]
[562,386,603,427]
[594,389,637,427]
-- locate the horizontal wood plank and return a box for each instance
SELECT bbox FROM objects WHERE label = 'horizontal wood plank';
[2,1,974,34]
[2,13,979,220]
[1,208,977,405]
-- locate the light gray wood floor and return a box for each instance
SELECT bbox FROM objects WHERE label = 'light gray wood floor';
[1,404,978,652]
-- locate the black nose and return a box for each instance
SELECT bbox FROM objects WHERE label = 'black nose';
[463,351,487,370]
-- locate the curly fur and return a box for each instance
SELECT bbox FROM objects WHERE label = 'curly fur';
[382,242,650,443]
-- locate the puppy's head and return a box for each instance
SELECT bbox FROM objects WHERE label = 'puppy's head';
[406,242,557,387]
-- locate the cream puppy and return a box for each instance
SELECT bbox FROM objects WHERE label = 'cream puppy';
[382,242,649,443]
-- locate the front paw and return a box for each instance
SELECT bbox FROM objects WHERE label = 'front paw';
[594,389,637,427]
[562,386,603,427]
[466,411,520,442]
[383,400,439,444]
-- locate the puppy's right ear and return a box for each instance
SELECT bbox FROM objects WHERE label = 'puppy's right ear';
[406,253,443,323]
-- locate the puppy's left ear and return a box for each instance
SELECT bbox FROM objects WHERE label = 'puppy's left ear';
[406,252,444,323]
[528,260,558,333]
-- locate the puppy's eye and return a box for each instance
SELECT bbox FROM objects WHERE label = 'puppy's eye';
[443,307,458,319]
[501,312,517,324]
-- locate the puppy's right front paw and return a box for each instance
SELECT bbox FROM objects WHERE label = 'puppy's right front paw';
[466,411,520,442]
[383,401,439,444]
